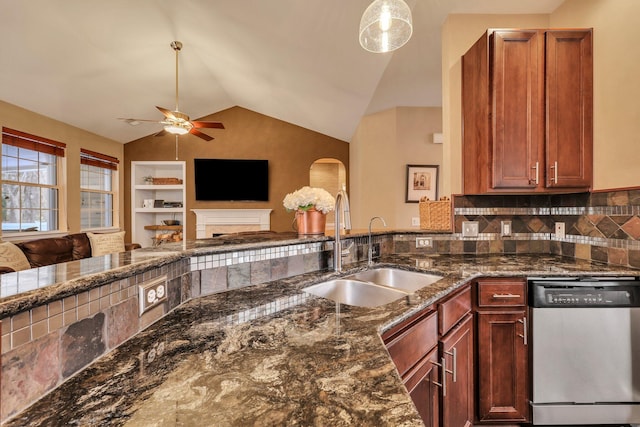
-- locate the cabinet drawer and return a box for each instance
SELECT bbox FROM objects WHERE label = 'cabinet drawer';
[477,279,526,307]
[384,309,438,378]
[438,285,471,336]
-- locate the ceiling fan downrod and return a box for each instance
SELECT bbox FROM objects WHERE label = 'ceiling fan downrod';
[170,41,183,112]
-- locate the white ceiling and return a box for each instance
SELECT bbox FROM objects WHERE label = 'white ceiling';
[0,0,563,143]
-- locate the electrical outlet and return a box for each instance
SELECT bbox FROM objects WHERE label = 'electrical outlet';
[416,259,434,268]
[411,217,420,227]
[416,237,433,248]
[462,221,479,237]
[371,243,381,259]
[501,220,512,237]
[139,276,168,316]
[555,222,565,238]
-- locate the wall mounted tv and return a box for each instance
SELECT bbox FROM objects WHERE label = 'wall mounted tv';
[194,158,269,201]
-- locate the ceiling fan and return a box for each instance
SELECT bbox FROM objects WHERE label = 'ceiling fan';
[120,41,224,141]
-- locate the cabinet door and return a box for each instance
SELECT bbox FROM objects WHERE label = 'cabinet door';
[440,313,474,427]
[491,30,544,190]
[545,29,593,189]
[404,348,440,427]
[476,311,529,422]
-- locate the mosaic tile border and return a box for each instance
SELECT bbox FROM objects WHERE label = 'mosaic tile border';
[190,242,324,271]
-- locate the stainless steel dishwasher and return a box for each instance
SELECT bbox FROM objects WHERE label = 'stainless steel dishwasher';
[529,276,640,425]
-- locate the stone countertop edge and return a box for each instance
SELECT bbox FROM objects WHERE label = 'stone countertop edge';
[5,254,640,426]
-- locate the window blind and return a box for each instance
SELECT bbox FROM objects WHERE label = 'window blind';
[2,127,66,157]
[80,148,119,170]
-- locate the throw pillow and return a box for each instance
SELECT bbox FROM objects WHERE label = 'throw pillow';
[86,231,126,256]
[0,241,31,272]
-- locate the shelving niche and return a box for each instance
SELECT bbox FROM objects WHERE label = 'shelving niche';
[131,161,186,247]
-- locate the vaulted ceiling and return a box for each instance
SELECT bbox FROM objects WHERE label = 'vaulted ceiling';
[0,0,563,143]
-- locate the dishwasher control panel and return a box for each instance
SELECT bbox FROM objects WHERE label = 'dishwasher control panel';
[529,277,640,308]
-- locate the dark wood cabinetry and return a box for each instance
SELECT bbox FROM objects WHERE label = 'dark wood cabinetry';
[440,313,474,427]
[475,278,529,423]
[462,28,592,194]
[383,285,473,427]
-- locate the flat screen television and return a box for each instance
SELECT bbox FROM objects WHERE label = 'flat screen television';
[194,158,269,201]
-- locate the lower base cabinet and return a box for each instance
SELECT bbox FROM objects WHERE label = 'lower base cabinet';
[383,285,473,426]
[440,313,474,427]
[403,347,440,426]
[475,278,530,423]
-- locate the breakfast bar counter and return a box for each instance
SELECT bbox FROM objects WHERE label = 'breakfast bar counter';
[4,250,637,426]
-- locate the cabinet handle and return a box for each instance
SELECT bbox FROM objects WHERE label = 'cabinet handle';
[492,293,521,299]
[550,161,558,184]
[430,357,447,397]
[444,347,457,382]
[531,161,539,185]
[518,317,528,345]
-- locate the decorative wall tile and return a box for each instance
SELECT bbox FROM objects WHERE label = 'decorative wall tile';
[61,313,105,378]
[1,331,59,421]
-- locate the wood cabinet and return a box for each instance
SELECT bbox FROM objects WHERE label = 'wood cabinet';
[438,287,474,427]
[383,284,473,426]
[131,161,186,247]
[382,308,439,426]
[462,28,592,194]
[475,278,529,423]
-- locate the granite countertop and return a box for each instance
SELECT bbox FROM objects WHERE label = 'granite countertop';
[6,253,638,426]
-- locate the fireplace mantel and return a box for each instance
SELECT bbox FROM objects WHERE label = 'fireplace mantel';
[191,209,272,238]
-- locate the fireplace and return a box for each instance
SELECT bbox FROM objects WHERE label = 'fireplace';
[191,209,272,238]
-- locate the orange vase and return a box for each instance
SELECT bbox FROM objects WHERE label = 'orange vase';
[295,208,327,236]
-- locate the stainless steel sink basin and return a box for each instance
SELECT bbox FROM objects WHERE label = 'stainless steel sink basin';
[344,268,442,292]
[303,279,409,308]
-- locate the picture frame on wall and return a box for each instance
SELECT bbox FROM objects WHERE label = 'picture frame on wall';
[405,164,439,203]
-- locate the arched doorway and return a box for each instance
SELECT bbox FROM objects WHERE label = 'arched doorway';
[309,158,346,229]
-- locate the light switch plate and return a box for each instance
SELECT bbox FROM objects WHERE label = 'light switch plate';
[411,217,420,227]
[555,222,565,238]
[462,221,479,237]
[501,220,512,237]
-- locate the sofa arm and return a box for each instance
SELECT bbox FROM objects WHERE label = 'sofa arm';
[0,266,16,275]
[125,243,141,251]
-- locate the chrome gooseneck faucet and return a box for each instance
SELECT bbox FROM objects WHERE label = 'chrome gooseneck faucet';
[334,188,352,272]
[368,216,387,266]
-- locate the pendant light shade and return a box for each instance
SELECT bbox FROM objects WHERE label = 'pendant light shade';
[359,0,413,53]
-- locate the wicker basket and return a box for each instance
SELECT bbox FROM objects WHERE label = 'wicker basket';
[151,177,183,185]
[419,198,452,231]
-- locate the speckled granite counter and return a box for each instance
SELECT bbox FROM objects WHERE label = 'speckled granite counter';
[5,253,638,426]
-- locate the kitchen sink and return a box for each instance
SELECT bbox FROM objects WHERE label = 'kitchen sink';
[344,268,442,292]
[303,279,409,308]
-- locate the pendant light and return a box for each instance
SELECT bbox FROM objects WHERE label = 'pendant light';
[359,0,413,53]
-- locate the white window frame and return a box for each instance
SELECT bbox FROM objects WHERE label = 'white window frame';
[80,149,119,232]
[1,128,67,239]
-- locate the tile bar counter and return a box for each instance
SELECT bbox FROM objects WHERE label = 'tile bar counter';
[1,232,638,425]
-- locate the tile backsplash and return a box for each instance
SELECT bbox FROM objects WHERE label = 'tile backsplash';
[400,188,640,269]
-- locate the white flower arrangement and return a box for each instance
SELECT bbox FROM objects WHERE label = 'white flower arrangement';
[283,186,335,214]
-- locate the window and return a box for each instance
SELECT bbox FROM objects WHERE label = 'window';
[80,149,118,230]
[1,128,65,233]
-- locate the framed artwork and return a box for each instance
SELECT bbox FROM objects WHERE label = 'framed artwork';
[405,164,439,203]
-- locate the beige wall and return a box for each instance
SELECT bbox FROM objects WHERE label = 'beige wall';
[350,107,443,229]
[0,100,125,236]
[442,2,640,194]
[124,106,349,238]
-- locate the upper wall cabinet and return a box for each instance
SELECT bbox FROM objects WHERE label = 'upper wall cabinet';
[462,28,593,194]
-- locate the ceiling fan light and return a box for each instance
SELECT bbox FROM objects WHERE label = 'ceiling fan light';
[164,123,190,135]
[359,0,413,53]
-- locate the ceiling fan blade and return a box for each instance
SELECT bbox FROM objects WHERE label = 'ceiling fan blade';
[117,118,163,123]
[156,106,176,120]
[154,129,168,138]
[189,128,214,141]
[191,121,225,129]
